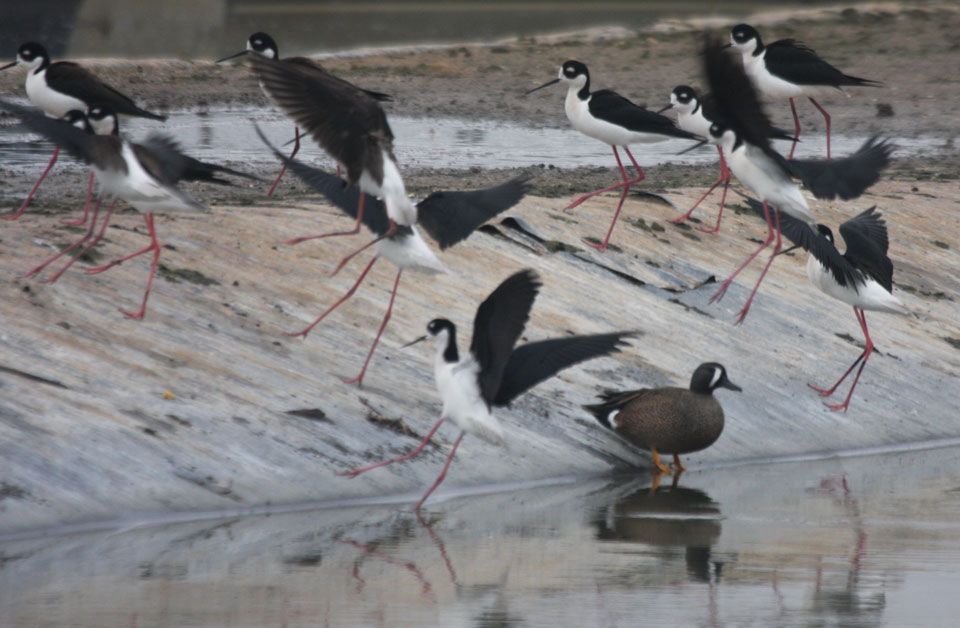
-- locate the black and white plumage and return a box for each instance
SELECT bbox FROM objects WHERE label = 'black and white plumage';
[727,23,882,159]
[245,51,414,225]
[658,85,798,233]
[525,60,698,251]
[338,269,635,511]
[761,199,910,411]
[700,39,893,324]
[3,100,255,318]
[257,125,531,386]
[0,42,165,220]
[216,32,390,196]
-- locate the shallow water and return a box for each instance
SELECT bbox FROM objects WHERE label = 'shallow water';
[0,108,950,175]
[3,444,960,627]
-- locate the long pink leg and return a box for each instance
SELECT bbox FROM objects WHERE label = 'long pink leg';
[812,308,874,412]
[43,200,118,283]
[84,213,162,319]
[21,195,105,279]
[566,145,644,211]
[121,214,162,319]
[267,126,299,197]
[582,146,645,251]
[733,207,782,325]
[668,145,730,232]
[808,97,832,160]
[341,269,402,386]
[415,432,465,512]
[61,172,96,226]
[809,307,867,397]
[2,147,60,220]
[710,199,776,305]
[330,220,398,277]
[286,255,378,338]
[84,212,157,275]
[284,192,366,246]
[336,417,446,478]
[788,98,801,160]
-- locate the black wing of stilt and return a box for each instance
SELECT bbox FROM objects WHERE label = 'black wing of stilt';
[471,269,543,407]
[1,99,99,163]
[788,136,893,200]
[254,124,392,235]
[742,195,861,289]
[137,134,262,185]
[416,176,533,249]
[493,331,637,407]
[839,206,894,291]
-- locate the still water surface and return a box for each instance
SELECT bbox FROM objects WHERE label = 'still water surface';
[2,444,960,626]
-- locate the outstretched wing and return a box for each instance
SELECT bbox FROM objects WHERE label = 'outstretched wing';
[253,124,392,235]
[703,37,783,156]
[284,57,393,102]
[742,195,861,289]
[470,270,542,406]
[249,54,392,184]
[493,331,636,407]
[839,206,894,291]
[789,136,893,200]
[137,134,261,185]
[416,176,532,249]
[1,98,100,164]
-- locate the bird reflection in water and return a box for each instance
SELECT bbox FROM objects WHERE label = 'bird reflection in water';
[805,475,885,626]
[593,481,724,626]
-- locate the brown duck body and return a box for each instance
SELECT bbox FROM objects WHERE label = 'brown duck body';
[602,387,725,455]
[585,363,740,473]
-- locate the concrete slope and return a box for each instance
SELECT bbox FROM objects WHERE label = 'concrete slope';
[0,178,957,535]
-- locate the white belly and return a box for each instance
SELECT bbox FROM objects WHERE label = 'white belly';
[727,144,814,224]
[26,69,87,118]
[436,358,504,446]
[358,151,417,227]
[565,92,666,147]
[375,226,446,274]
[807,256,909,314]
[95,144,208,214]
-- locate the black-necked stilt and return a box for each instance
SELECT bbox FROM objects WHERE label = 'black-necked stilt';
[257,125,530,386]
[773,203,911,412]
[4,101,255,318]
[216,32,391,196]
[337,269,634,511]
[584,362,740,474]
[701,39,892,323]
[1,42,166,221]
[246,51,412,270]
[525,60,698,251]
[658,85,796,233]
[726,23,881,160]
